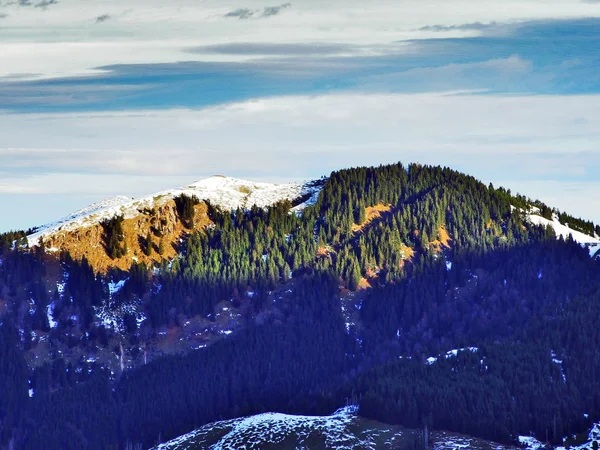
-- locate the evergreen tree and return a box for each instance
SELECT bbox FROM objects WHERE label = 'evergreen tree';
[144,232,153,256]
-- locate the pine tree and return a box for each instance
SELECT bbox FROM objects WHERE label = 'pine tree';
[144,232,153,256]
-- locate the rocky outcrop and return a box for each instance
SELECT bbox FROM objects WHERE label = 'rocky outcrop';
[43,200,211,273]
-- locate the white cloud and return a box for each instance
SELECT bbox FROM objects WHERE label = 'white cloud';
[0,0,599,79]
[1,91,600,229]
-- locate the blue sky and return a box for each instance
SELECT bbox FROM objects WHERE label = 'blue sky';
[1,0,600,231]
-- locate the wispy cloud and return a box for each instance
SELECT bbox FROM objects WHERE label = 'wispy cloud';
[95,14,111,23]
[262,2,291,17]
[418,22,498,32]
[224,3,291,19]
[0,0,58,8]
[224,8,256,19]
[187,42,358,56]
[33,0,57,9]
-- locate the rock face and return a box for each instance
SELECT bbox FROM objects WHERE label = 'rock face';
[42,200,211,273]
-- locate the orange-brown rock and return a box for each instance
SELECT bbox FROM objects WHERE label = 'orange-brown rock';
[42,200,212,273]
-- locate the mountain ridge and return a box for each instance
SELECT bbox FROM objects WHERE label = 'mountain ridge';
[2,162,600,450]
[26,175,324,249]
[14,172,600,276]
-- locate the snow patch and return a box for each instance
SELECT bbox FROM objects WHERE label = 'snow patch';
[94,297,145,332]
[527,213,600,255]
[518,435,544,449]
[426,347,478,365]
[108,278,128,296]
[551,351,567,383]
[46,303,57,329]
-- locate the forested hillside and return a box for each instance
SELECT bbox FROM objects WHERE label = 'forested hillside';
[1,162,599,449]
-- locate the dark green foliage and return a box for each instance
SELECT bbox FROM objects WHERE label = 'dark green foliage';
[0,322,28,444]
[174,194,199,229]
[144,231,153,256]
[21,272,350,449]
[557,212,596,236]
[62,254,105,327]
[147,200,317,326]
[102,215,127,259]
[0,230,28,254]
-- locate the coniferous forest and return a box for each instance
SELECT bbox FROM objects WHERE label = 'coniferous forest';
[1,162,600,449]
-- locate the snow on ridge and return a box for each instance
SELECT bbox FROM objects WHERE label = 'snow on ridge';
[27,195,135,247]
[527,213,600,256]
[184,175,323,212]
[26,176,324,247]
[154,405,359,450]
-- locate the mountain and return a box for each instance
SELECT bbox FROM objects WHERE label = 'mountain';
[1,162,600,450]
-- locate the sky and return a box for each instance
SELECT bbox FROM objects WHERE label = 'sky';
[1,0,600,232]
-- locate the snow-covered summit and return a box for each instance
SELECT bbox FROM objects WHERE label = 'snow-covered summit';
[184,175,322,212]
[26,176,324,247]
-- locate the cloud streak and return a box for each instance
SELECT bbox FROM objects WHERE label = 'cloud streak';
[262,2,291,17]
[224,2,291,19]
[0,0,58,8]
[224,8,255,19]
[95,14,111,23]
[418,22,499,32]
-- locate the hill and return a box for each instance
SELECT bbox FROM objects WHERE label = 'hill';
[1,162,600,450]
[153,406,517,450]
